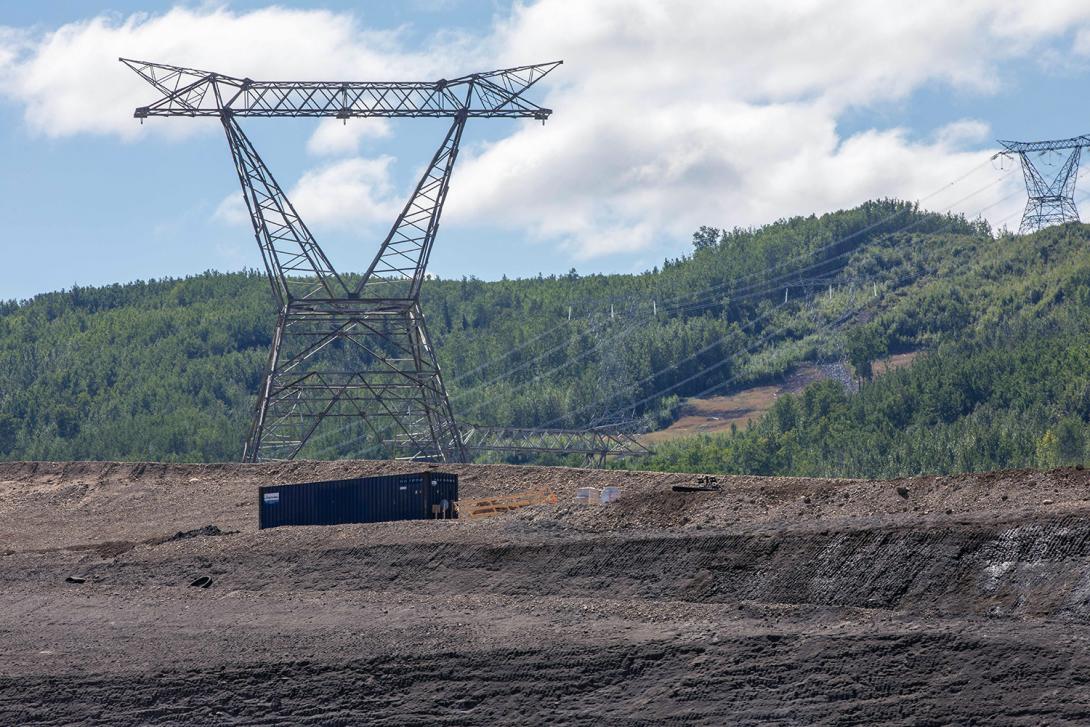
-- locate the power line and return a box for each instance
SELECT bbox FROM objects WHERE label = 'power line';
[310,281,798,458]
[442,160,1005,393]
[450,168,1017,415]
[544,178,1036,432]
[662,177,1090,416]
[311,160,1020,460]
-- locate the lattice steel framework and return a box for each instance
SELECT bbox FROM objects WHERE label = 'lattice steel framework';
[123,58,560,462]
[998,136,1090,234]
[460,426,651,468]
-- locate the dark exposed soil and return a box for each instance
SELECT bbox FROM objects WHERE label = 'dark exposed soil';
[2,460,1090,724]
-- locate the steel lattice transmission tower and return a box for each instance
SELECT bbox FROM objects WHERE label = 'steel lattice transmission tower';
[998,135,1090,234]
[123,58,560,462]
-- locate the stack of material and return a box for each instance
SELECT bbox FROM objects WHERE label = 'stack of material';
[458,488,558,519]
[600,486,622,503]
[575,487,601,504]
[575,486,623,504]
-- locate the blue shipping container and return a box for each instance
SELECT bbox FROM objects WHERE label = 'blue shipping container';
[258,472,458,530]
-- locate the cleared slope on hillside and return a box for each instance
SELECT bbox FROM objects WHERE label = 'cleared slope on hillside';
[643,351,920,444]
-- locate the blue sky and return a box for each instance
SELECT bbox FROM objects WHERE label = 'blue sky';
[3,2,1090,300]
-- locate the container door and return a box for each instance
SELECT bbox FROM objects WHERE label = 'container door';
[391,474,420,520]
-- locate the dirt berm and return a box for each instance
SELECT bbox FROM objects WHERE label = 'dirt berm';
[1,460,1090,725]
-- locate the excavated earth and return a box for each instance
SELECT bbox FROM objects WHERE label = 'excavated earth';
[2,460,1090,725]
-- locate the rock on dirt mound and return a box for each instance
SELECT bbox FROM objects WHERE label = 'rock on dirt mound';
[164,524,232,542]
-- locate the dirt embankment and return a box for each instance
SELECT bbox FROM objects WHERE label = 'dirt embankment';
[1,460,1090,725]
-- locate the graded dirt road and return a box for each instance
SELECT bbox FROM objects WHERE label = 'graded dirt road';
[1,460,1090,725]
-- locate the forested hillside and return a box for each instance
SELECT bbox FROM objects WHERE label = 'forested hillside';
[631,222,1090,477]
[5,197,1088,478]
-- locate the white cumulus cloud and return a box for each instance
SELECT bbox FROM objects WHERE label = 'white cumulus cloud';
[440,0,1090,258]
[214,154,401,229]
[306,118,393,156]
[3,2,1090,264]
[0,6,465,140]
[288,155,401,227]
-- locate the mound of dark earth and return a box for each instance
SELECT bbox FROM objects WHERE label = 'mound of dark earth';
[1,460,1089,725]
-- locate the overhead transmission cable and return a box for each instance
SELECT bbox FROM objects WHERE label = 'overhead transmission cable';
[451,271,818,411]
[454,284,797,421]
[309,159,1016,459]
[544,175,1032,432]
[443,157,1003,391]
[597,169,1077,428]
[450,166,1017,410]
[312,163,1017,458]
[308,280,800,459]
[448,164,1015,399]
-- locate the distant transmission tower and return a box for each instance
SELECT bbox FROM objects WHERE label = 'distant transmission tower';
[124,58,560,462]
[998,135,1090,233]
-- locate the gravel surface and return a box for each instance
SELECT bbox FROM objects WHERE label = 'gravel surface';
[2,460,1090,724]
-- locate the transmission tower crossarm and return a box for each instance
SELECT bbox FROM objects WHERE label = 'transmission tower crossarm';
[997,136,1090,154]
[121,58,561,120]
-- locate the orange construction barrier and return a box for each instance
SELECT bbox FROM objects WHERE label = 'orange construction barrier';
[458,487,559,518]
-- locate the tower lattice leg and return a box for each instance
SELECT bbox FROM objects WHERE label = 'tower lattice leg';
[243,301,464,462]
[225,116,468,463]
